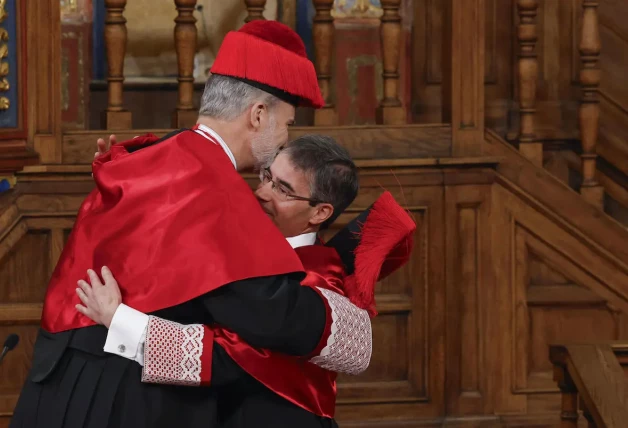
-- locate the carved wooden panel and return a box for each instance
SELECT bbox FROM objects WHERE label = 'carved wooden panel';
[0,214,73,425]
[322,181,446,422]
[444,184,493,416]
[0,231,50,303]
[490,180,628,417]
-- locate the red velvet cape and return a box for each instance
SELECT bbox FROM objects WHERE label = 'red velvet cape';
[42,130,304,333]
[213,245,346,418]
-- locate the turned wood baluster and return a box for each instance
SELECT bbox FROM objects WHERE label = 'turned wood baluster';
[578,0,604,209]
[377,0,405,125]
[172,0,198,128]
[580,399,597,427]
[312,0,337,125]
[554,365,579,428]
[103,0,132,129]
[244,0,267,23]
[516,0,542,166]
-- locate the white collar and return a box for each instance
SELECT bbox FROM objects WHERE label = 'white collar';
[286,232,317,249]
[194,124,237,170]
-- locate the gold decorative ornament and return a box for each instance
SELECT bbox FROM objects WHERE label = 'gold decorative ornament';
[0,0,7,24]
[0,0,9,104]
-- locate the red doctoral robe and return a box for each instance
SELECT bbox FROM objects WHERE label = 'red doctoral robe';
[41,129,305,333]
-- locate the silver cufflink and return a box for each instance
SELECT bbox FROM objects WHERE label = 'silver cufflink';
[118,344,126,353]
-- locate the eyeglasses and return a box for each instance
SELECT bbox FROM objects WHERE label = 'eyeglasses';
[259,168,324,205]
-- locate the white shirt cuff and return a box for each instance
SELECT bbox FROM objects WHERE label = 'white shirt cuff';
[103,303,149,366]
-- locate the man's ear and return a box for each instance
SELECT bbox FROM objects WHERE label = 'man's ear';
[309,203,334,227]
[249,101,266,131]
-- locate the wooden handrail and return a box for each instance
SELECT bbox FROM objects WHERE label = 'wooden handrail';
[550,343,628,427]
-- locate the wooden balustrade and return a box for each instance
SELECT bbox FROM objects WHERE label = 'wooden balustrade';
[244,0,267,23]
[578,0,604,209]
[173,0,198,128]
[516,0,542,166]
[103,0,131,130]
[550,343,628,428]
[376,0,404,125]
[312,0,336,125]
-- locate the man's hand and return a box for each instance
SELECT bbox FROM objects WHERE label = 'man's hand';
[76,266,122,328]
[95,134,116,160]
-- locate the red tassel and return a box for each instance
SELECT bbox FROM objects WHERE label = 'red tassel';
[211,31,324,108]
[344,191,416,318]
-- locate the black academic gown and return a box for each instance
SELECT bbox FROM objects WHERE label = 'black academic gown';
[9,273,327,428]
[217,373,339,428]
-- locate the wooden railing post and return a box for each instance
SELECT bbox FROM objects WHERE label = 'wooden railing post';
[579,399,596,428]
[312,0,336,126]
[552,364,579,428]
[26,0,61,165]
[441,0,485,156]
[516,0,542,166]
[578,0,604,209]
[376,0,405,125]
[244,0,267,23]
[550,343,628,427]
[102,0,131,130]
[172,0,198,128]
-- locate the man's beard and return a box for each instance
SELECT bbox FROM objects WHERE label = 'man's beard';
[251,115,279,172]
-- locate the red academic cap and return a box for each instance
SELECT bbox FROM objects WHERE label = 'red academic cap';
[211,20,324,108]
[325,191,416,318]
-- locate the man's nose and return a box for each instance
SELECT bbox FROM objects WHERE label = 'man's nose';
[255,181,273,201]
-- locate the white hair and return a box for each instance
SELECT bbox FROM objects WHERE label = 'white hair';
[199,74,280,121]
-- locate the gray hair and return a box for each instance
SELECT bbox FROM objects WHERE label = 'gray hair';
[282,135,359,229]
[199,74,280,121]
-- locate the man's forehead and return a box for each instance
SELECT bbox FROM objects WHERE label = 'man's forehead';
[270,153,307,190]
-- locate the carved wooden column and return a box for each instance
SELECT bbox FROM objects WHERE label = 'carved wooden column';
[244,0,267,22]
[376,0,405,125]
[517,0,542,166]
[172,0,198,128]
[312,0,336,125]
[578,0,604,209]
[441,0,485,156]
[102,0,131,130]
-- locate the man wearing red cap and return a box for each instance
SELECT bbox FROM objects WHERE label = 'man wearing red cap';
[71,136,416,428]
[9,22,371,428]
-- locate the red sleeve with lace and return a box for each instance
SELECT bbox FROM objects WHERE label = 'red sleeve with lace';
[141,316,214,386]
